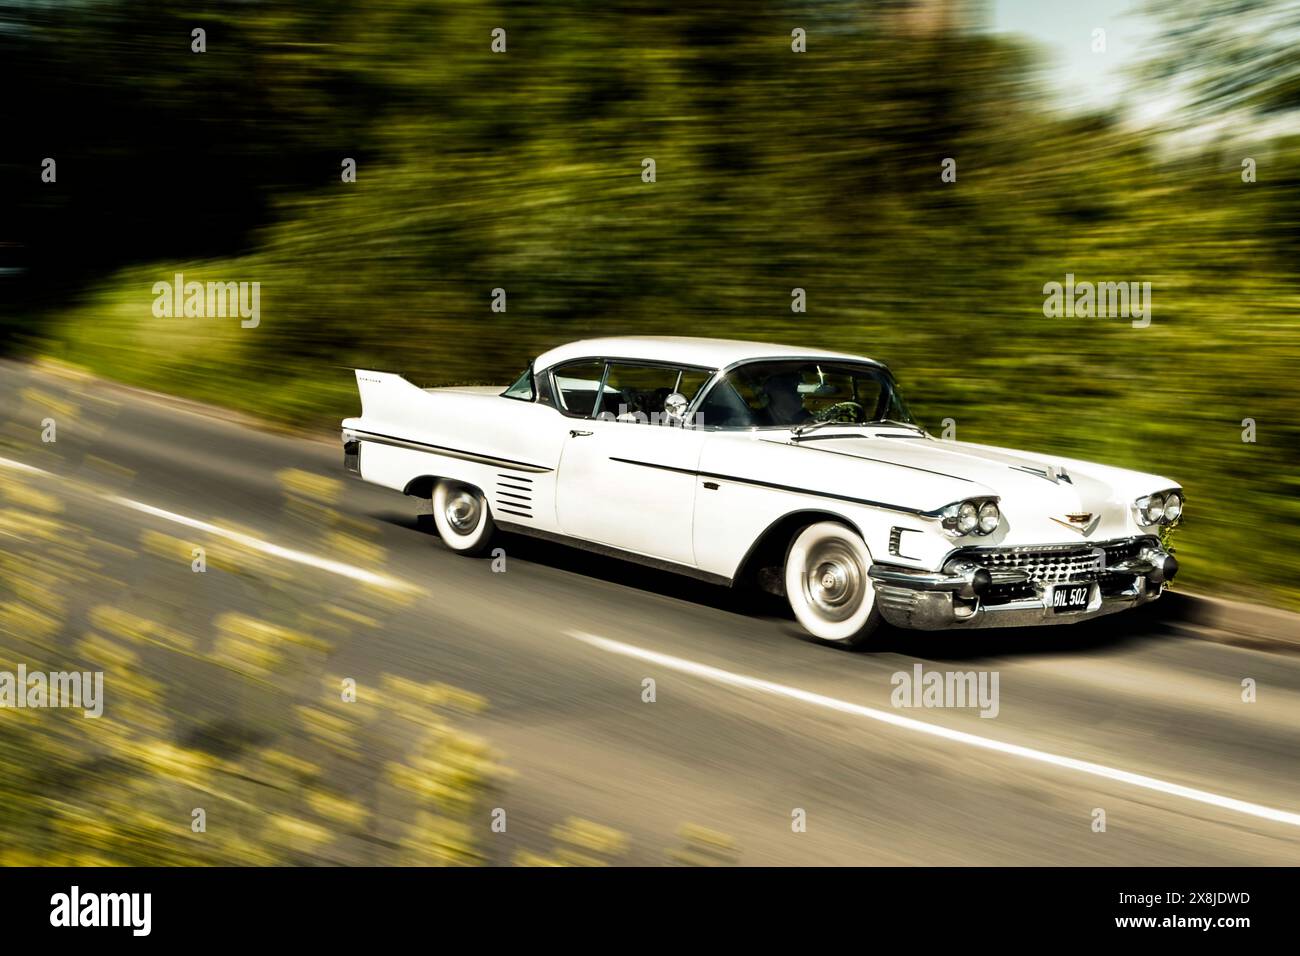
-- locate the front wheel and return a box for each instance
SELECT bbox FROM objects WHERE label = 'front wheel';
[784,521,881,648]
[431,480,495,555]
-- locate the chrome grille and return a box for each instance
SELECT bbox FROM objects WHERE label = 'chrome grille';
[1101,538,1145,565]
[956,538,1158,586]
[971,545,1101,584]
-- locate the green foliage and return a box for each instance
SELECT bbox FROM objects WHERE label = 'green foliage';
[1140,0,1300,121]
[11,1,1300,608]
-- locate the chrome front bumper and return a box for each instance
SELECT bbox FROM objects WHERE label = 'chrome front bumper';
[868,537,1177,631]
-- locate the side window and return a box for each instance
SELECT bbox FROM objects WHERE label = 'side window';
[536,369,556,407]
[502,367,535,401]
[697,377,761,428]
[601,363,689,423]
[551,360,607,417]
[675,369,712,403]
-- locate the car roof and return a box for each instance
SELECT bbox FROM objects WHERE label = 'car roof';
[533,336,884,372]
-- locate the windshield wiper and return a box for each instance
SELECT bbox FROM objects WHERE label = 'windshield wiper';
[868,418,927,435]
[791,418,868,439]
[791,418,926,440]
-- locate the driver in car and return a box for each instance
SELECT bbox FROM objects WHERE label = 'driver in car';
[761,371,812,426]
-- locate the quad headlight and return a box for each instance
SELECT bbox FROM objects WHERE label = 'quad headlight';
[957,501,979,534]
[941,498,1000,537]
[1140,493,1166,525]
[1135,489,1183,527]
[978,500,1001,534]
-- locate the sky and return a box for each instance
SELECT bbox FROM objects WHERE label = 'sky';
[990,0,1163,115]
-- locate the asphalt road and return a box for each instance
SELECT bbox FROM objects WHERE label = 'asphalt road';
[2,359,1298,865]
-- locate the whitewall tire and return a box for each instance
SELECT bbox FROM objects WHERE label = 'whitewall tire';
[784,521,881,647]
[431,480,495,555]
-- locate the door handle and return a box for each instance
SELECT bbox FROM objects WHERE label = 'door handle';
[569,429,593,437]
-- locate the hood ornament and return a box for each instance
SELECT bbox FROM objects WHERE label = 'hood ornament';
[1050,512,1099,535]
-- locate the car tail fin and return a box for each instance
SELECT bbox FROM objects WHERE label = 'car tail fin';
[353,369,426,419]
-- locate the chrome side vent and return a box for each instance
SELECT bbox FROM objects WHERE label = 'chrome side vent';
[889,526,920,559]
[495,473,533,519]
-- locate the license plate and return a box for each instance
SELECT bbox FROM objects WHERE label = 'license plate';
[1051,584,1091,613]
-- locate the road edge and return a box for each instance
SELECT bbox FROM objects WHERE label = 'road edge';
[1162,591,1300,652]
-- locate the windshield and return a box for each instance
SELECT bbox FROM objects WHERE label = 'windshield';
[695,360,915,430]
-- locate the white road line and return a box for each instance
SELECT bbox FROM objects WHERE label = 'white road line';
[570,630,1300,829]
[0,457,47,476]
[110,497,413,591]
[0,455,414,592]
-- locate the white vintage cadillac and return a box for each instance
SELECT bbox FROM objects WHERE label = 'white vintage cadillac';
[342,337,1182,647]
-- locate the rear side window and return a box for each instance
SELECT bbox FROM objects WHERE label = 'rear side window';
[551,359,608,417]
[600,363,685,421]
[675,369,712,403]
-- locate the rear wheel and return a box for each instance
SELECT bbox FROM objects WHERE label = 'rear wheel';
[431,480,495,555]
[784,521,881,648]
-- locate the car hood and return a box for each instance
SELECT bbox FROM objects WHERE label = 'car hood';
[779,430,1176,544]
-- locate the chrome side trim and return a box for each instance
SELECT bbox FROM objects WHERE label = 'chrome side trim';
[608,456,934,518]
[342,428,553,474]
[758,438,976,483]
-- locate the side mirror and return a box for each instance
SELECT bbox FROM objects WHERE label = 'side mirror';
[663,392,690,426]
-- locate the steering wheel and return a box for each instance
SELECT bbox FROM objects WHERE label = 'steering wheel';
[812,400,865,424]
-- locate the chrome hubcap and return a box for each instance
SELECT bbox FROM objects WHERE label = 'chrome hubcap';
[804,543,865,622]
[444,490,481,533]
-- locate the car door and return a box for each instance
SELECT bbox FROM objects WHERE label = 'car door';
[554,360,709,566]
